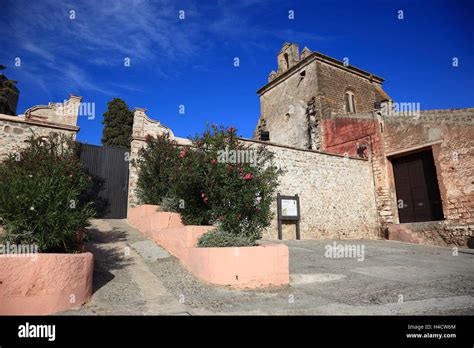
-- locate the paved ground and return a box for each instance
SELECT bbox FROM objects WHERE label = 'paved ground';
[64,219,474,315]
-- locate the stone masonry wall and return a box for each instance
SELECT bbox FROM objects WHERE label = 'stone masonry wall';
[254,45,389,151]
[321,113,393,228]
[315,61,386,116]
[383,109,474,246]
[319,109,474,246]
[243,139,379,240]
[0,95,81,160]
[257,59,319,148]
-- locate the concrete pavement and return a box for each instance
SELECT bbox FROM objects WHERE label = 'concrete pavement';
[63,219,474,315]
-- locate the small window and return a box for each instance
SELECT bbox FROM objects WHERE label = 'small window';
[260,131,270,141]
[345,91,356,113]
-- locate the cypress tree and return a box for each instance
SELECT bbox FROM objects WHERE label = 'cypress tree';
[101,98,134,149]
[0,65,20,116]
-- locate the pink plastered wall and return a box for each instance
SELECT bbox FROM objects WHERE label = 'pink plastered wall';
[128,205,289,288]
[0,252,93,315]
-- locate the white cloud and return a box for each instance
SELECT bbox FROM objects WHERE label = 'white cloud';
[2,0,332,97]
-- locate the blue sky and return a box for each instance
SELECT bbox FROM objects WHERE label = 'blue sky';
[1,0,473,145]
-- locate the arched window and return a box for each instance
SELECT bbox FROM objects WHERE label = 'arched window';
[345,91,356,113]
[284,53,289,70]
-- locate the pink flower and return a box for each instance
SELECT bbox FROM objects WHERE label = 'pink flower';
[200,192,209,204]
[243,173,254,180]
[211,159,217,165]
[179,149,187,158]
[227,126,236,133]
[225,137,230,142]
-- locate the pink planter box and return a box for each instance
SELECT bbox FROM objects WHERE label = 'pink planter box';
[0,252,94,315]
[128,205,289,288]
[187,244,289,288]
[127,204,184,237]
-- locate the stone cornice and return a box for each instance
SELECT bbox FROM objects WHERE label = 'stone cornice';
[238,137,368,161]
[0,114,79,132]
[257,51,385,96]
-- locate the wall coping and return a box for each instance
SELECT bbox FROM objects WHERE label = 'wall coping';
[416,108,474,114]
[0,113,80,132]
[131,134,368,161]
[326,109,474,122]
[239,137,368,161]
[131,135,192,145]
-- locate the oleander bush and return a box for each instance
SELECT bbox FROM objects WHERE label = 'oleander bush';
[133,133,181,206]
[135,125,281,247]
[0,133,95,253]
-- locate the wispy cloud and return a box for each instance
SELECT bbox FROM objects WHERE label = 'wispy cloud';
[1,0,332,98]
[21,42,56,63]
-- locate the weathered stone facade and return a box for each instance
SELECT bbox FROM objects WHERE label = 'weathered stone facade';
[382,110,474,246]
[318,110,474,246]
[243,139,379,240]
[254,42,473,247]
[254,42,390,149]
[0,95,81,160]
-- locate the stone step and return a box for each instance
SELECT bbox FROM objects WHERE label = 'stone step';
[387,221,448,246]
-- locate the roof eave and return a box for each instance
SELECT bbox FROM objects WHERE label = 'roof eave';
[256,52,385,96]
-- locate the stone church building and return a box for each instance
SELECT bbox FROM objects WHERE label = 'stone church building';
[253,42,473,247]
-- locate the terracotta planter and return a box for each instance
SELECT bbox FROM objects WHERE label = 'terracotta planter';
[0,252,94,315]
[128,205,289,288]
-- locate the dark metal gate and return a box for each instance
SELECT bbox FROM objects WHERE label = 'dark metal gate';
[78,143,129,219]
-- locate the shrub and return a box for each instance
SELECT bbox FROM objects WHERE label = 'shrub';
[134,124,281,246]
[197,230,254,248]
[0,133,95,253]
[178,125,281,245]
[133,133,181,206]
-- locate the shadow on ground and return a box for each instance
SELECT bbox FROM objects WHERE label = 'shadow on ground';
[85,224,132,294]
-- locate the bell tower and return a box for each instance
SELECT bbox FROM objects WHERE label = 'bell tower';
[277,43,299,74]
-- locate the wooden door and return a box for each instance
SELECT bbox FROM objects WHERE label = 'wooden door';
[392,150,444,223]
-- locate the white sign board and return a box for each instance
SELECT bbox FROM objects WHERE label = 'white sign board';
[281,199,298,217]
